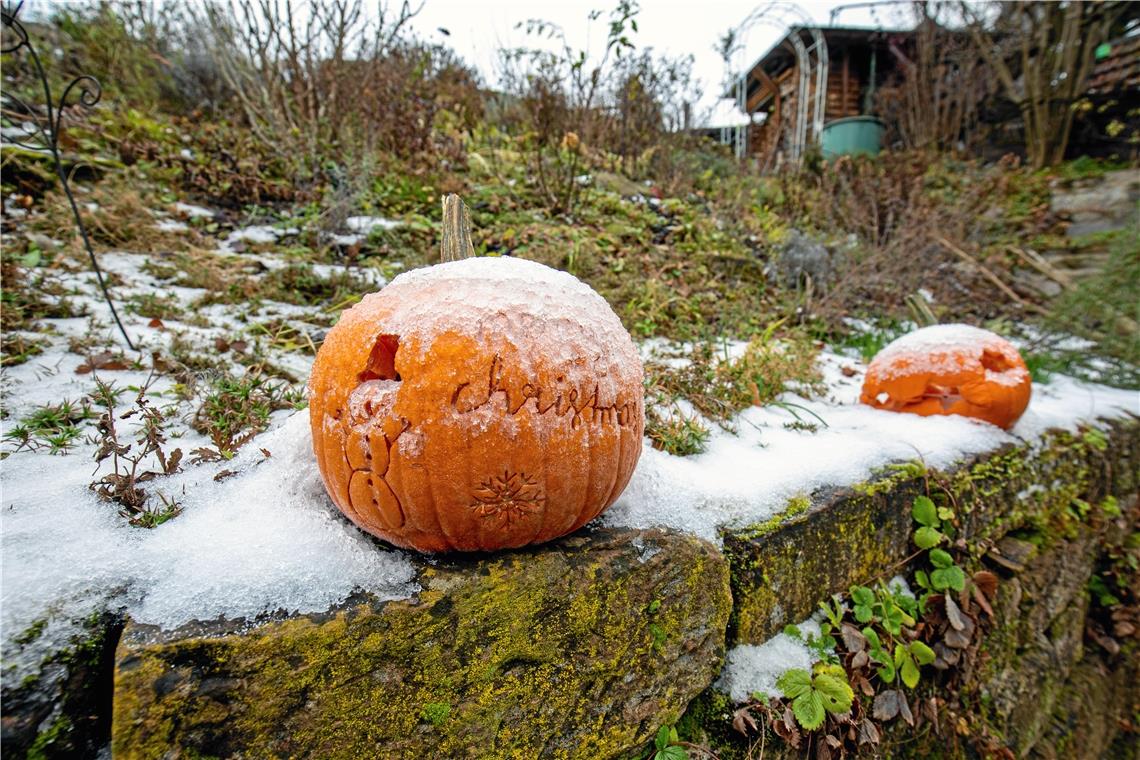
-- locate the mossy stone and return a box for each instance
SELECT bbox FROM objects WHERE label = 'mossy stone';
[111,527,731,759]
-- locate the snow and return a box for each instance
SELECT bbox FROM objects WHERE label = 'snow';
[369,258,638,377]
[224,225,279,246]
[2,245,1137,685]
[345,215,400,234]
[1,413,417,681]
[716,614,823,703]
[715,577,914,703]
[173,202,216,219]
[155,219,189,232]
[703,98,750,128]
[330,233,363,246]
[604,348,1138,544]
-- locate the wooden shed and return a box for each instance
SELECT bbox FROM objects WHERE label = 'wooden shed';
[729,25,913,167]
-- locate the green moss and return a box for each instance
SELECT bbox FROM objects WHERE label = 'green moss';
[113,530,731,760]
[27,716,73,760]
[13,617,48,646]
[732,493,812,542]
[727,486,909,644]
[420,702,451,726]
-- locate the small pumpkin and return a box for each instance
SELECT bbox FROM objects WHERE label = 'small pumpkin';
[308,240,643,553]
[860,324,1031,430]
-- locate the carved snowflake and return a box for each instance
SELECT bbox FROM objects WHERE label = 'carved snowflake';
[470,470,544,526]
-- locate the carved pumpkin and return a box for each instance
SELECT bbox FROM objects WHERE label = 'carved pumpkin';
[860,324,1031,430]
[308,256,645,552]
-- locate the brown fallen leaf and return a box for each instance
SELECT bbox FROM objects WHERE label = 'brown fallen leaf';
[76,351,129,374]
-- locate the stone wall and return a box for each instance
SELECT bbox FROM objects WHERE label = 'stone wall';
[4,416,1138,759]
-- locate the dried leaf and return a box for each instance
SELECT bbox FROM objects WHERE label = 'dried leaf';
[945,595,966,631]
[944,626,972,649]
[825,734,842,748]
[841,365,858,377]
[850,649,869,671]
[973,570,998,599]
[926,697,941,734]
[899,691,914,727]
[933,641,961,669]
[214,337,231,352]
[76,351,130,374]
[147,318,165,329]
[213,469,238,483]
[855,673,874,696]
[841,622,867,653]
[773,706,802,748]
[190,447,224,464]
[815,740,832,760]
[972,583,994,618]
[857,717,881,746]
[873,690,901,721]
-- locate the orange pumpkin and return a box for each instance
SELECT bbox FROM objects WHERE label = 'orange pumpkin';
[860,324,1031,430]
[308,256,645,552]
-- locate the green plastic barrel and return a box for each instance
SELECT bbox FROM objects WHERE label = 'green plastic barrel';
[821,116,885,158]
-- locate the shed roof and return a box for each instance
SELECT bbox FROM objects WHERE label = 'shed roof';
[1088,34,1140,94]
[726,25,910,99]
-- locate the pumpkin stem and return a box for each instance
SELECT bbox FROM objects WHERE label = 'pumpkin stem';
[440,193,475,262]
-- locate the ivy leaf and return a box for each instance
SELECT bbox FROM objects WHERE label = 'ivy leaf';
[912,496,939,527]
[932,565,966,592]
[929,548,954,569]
[876,657,897,683]
[914,570,931,590]
[914,526,944,550]
[900,655,921,688]
[792,690,827,731]
[777,668,813,699]
[814,673,854,714]
[910,640,936,666]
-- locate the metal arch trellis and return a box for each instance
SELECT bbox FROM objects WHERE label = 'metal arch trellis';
[1,0,136,351]
[731,2,828,165]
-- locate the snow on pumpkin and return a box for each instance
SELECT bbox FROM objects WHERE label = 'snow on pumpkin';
[307,256,645,553]
[859,324,1032,430]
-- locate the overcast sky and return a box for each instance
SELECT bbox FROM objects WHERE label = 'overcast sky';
[407,1,913,124]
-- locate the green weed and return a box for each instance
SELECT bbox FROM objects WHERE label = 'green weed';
[4,400,94,454]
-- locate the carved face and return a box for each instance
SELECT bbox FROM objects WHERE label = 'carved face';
[308,258,644,552]
[859,324,1031,430]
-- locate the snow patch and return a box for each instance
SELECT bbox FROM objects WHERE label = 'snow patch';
[1,413,417,681]
[346,216,400,234]
[604,349,1137,544]
[173,202,215,219]
[716,615,822,703]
